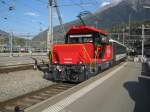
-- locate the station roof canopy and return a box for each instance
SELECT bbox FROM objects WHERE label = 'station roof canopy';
[67,25,108,36]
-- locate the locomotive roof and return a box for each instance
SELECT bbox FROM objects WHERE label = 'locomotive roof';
[67,25,108,36]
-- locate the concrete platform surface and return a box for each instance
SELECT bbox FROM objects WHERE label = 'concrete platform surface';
[26,62,150,112]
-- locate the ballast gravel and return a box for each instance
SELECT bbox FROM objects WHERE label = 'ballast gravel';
[0,70,53,102]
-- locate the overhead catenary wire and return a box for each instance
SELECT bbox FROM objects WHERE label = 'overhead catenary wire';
[69,0,86,11]
[0,0,48,31]
[35,0,48,4]
[0,0,6,5]
[54,0,66,34]
[0,0,101,36]
[35,0,92,7]
[0,0,15,16]
[66,0,102,27]
[0,14,45,35]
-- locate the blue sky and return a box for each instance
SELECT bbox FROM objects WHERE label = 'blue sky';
[0,0,119,38]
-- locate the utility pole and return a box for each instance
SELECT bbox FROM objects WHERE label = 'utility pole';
[27,33,31,54]
[128,14,131,47]
[10,32,13,57]
[122,29,125,45]
[142,24,145,58]
[39,22,43,52]
[118,33,120,41]
[47,0,54,52]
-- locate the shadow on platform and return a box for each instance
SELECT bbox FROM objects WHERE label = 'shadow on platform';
[124,63,150,112]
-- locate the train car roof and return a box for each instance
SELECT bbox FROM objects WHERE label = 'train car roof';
[109,39,127,48]
[67,25,108,36]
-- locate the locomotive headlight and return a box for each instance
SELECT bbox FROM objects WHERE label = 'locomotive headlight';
[56,66,62,72]
[79,61,83,64]
[54,61,58,64]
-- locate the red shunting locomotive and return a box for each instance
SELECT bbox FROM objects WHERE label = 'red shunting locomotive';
[49,25,127,82]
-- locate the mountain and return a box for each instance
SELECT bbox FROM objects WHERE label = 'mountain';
[91,0,150,28]
[0,30,10,46]
[33,0,150,43]
[0,29,27,47]
[0,29,9,38]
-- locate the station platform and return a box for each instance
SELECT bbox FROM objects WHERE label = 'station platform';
[26,62,150,112]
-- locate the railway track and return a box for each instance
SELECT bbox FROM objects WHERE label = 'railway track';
[0,83,76,112]
[0,64,34,74]
[0,62,49,74]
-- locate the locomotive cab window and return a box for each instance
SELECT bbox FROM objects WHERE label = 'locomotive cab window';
[95,33,102,45]
[66,34,94,44]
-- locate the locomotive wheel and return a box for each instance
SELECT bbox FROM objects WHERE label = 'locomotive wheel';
[51,65,59,81]
[78,65,88,82]
[90,63,100,76]
[84,66,88,80]
[93,64,99,75]
[83,65,90,80]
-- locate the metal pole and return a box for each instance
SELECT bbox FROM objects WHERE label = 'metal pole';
[47,0,53,52]
[26,36,28,51]
[129,14,131,47]
[123,29,125,45]
[10,32,13,57]
[27,33,31,55]
[118,33,119,41]
[142,24,145,58]
[39,23,43,52]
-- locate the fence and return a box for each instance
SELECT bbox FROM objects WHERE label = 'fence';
[0,39,64,53]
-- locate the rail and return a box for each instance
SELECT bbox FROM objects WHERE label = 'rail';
[0,83,76,112]
[0,61,49,74]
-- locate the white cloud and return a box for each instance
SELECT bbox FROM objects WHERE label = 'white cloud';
[101,1,110,7]
[112,0,122,4]
[24,12,39,17]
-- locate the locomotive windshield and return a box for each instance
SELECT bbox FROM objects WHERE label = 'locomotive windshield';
[66,34,93,44]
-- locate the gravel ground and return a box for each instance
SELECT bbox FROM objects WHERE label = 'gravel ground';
[0,70,53,102]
